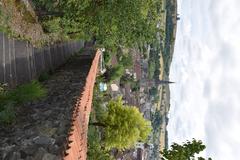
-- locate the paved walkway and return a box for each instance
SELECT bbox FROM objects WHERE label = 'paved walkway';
[0,55,93,160]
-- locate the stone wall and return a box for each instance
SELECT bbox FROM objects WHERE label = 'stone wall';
[0,32,84,87]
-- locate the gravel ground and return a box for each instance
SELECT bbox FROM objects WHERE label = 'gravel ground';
[0,55,92,160]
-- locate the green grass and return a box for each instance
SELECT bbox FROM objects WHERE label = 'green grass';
[0,81,47,124]
[7,81,47,104]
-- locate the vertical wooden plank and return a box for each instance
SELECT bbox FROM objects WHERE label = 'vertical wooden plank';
[4,36,11,84]
[43,46,53,71]
[34,47,45,77]
[60,43,65,64]
[10,39,17,87]
[61,43,66,61]
[0,32,4,83]
[64,43,70,59]
[50,45,57,69]
[15,40,30,85]
[56,43,63,67]
[28,43,36,79]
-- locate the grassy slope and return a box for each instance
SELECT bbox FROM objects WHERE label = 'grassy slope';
[0,0,64,46]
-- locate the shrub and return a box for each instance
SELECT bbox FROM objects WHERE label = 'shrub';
[0,81,47,124]
[42,17,62,33]
[104,65,125,83]
[38,72,50,82]
[0,102,15,124]
[119,54,133,68]
[7,81,47,104]
[108,65,124,82]
[103,52,112,65]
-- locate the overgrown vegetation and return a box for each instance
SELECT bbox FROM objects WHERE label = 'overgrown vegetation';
[32,0,162,49]
[0,3,13,36]
[0,81,47,124]
[38,72,51,82]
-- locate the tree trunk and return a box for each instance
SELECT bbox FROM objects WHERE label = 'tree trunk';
[37,11,64,18]
[89,122,107,127]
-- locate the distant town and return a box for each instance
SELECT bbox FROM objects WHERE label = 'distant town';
[106,0,178,159]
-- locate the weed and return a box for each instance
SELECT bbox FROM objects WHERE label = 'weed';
[0,81,47,124]
[7,81,47,104]
[42,18,62,33]
[38,72,50,82]
[0,102,15,124]
[78,47,85,54]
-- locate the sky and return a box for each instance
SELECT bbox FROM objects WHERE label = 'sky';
[168,0,240,159]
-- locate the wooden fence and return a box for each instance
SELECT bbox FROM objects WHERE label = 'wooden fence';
[0,32,84,87]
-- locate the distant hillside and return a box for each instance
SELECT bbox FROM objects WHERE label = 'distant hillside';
[163,0,178,75]
[160,0,178,154]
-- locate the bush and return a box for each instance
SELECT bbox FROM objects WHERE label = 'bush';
[104,65,125,82]
[7,81,47,104]
[149,87,158,96]
[119,54,133,68]
[0,102,15,124]
[0,81,47,124]
[42,17,62,33]
[148,61,156,79]
[103,52,112,65]
[38,72,50,82]
[87,126,114,160]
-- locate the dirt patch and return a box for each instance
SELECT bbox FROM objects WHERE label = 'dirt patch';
[0,0,48,46]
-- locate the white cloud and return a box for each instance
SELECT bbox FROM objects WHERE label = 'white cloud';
[168,0,240,159]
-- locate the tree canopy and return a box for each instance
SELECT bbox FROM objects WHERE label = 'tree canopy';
[91,97,152,150]
[161,139,212,160]
[32,0,162,49]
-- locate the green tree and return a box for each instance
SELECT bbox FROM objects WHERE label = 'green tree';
[103,65,125,82]
[148,61,156,79]
[119,54,133,68]
[161,139,212,160]
[32,0,161,49]
[90,98,152,150]
[149,87,158,96]
[87,126,114,160]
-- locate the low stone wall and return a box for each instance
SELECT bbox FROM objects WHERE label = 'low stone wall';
[0,32,84,87]
[63,50,101,160]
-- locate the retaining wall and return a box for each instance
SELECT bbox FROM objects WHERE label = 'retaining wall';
[63,50,101,160]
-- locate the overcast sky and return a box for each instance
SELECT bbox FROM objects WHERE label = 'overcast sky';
[168,0,240,159]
